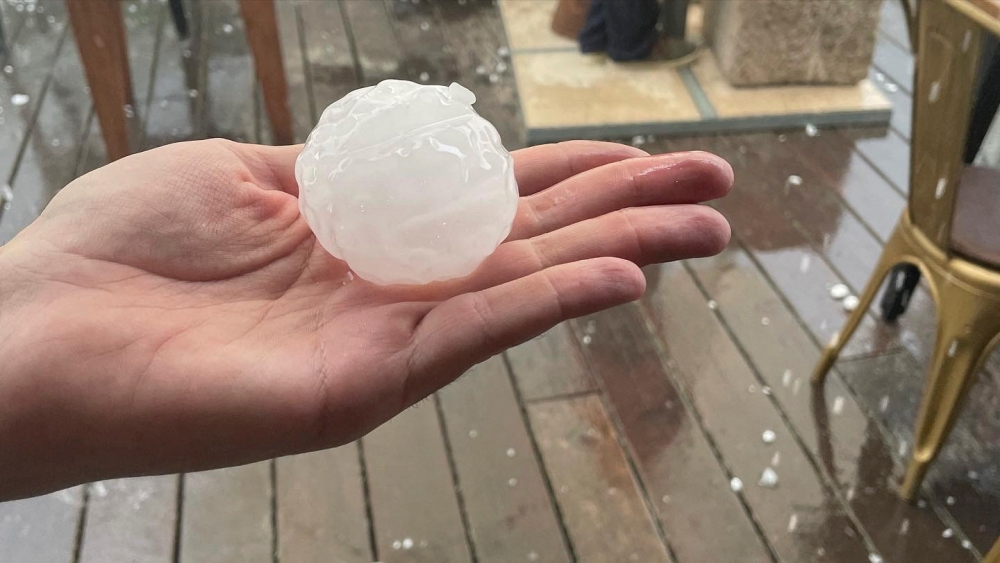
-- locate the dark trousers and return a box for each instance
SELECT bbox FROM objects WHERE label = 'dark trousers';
[579,0,660,61]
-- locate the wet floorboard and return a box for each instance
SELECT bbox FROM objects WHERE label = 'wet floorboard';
[78,477,177,563]
[505,324,599,402]
[527,394,673,562]
[638,265,874,562]
[0,0,996,561]
[363,403,473,562]
[275,446,371,563]
[569,305,772,563]
[438,358,571,562]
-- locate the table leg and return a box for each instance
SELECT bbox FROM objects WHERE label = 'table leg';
[239,0,293,145]
[67,0,135,162]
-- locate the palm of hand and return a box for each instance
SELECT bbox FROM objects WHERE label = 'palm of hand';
[0,139,731,497]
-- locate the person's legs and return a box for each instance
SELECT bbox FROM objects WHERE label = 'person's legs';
[578,0,608,54]
[604,0,660,61]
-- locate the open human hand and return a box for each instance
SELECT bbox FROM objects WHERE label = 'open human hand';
[0,139,731,499]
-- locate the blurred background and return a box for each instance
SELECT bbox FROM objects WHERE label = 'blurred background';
[0,0,998,562]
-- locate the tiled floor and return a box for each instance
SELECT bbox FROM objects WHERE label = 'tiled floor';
[500,0,893,142]
[691,54,892,118]
[512,50,701,129]
[0,0,997,562]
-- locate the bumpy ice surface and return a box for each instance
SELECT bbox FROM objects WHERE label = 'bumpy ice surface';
[295,80,519,285]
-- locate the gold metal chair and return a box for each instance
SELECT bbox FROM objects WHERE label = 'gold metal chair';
[812,0,1000,502]
[988,537,1000,563]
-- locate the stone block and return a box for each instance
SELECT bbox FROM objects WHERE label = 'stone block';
[704,0,883,86]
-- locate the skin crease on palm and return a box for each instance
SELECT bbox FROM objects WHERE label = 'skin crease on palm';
[0,138,732,500]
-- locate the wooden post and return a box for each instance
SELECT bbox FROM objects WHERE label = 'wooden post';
[239,0,294,145]
[67,0,135,162]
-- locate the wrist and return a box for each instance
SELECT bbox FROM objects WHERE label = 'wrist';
[0,242,70,499]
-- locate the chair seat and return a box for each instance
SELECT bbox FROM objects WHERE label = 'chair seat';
[951,166,1000,267]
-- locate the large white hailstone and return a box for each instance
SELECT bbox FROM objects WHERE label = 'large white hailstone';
[295,80,519,286]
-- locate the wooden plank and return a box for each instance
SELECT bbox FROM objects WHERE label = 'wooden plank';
[568,306,772,563]
[298,0,359,120]
[78,477,178,563]
[120,0,162,124]
[527,394,672,562]
[0,0,27,57]
[639,263,874,562]
[870,66,913,140]
[718,132,886,292]
[438,357,571,562]
[880,0,913,51]
[239,0,293,145]
[363,402,472,562]
[794,130,906,243]
[0,0,67,184]
[431,0,522,148]
[688,247,976,563]
[0,35,90,244]
[74,114,105,177]
[276,447,372,563]
[661,134,894,358]
[203,1,254,142]
[504,324,598,402]
[383,0,459,85]
[0,0,159,245]
[0,488,83,563]
[342,0,404,86]
[264,0,313,143]
[66,0,136,161]
[142,0,205,148]
[837,352,1000,555]
[180,463,273,563]
[848,128,911,194]
[872,33,914,94]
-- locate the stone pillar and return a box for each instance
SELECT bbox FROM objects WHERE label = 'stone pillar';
[704,0,883,86]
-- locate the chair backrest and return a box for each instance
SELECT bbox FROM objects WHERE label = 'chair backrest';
[908,0,997,250]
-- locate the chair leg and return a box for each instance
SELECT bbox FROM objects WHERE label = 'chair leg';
[67,0,135,162]
[880,263,921,323]
[899,303,1000,501]
[239,0,293,145]
[812,229,907,385]
[985,537,1000,563]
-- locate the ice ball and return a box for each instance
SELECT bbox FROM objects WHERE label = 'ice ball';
[295,79,519,285]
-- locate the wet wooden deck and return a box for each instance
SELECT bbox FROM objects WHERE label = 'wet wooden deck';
[0,1,997,562]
